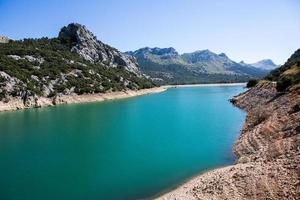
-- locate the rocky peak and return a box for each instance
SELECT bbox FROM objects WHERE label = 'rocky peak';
[218,53,229,59]
[251,59,277,70]
[127,47,179,59]
[182,49,233,64]
[150,47,178,55]
[259,59,276,65]
[58,23,141,76]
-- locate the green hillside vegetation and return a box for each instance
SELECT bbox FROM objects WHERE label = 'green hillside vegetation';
[266,49,300,91]
[247,49,300,91]
[0,38,155,100]
[138,59,251,84]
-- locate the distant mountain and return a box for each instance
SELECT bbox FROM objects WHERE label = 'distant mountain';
[127,47,269,84]
[250,59,278,70]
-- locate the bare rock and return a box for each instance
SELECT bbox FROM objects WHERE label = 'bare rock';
[58,23,141,76]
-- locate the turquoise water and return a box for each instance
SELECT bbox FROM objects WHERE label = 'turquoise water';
[0,86,245,200]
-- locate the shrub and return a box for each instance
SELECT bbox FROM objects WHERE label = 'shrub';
[250,107,271,128]
[276,76,292,91]
[246,79,258,88]
[292,102,300,113]
[0,76,6,83]
[0,90,6,100]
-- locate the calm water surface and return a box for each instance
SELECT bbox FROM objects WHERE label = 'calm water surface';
[0,86,245,200]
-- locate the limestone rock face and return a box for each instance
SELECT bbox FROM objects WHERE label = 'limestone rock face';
[58,23,141,76]
[0,36,11,43]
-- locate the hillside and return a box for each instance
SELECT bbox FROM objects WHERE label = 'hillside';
[0,23,155,104]
[157,49,300,199]
[266,49,300,91]
[127,47,270,84]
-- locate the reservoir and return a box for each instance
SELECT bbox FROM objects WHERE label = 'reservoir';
[0,86,246,200]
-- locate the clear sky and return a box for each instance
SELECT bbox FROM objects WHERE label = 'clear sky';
[0,0,299,64]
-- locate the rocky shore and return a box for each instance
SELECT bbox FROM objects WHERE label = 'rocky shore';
[157,82,300,200]
[0,87,167,112]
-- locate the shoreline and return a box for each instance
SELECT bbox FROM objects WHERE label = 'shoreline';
[154,165,236,200]
[152,165,230,199]
[155,83,247,199]
[0,83,245,113]
[0,87,167,113]
[156,82,299,199]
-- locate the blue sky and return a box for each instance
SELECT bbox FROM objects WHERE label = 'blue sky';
[0,0,299,64]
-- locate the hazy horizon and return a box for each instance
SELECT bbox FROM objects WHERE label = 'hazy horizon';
[1,0,299,64]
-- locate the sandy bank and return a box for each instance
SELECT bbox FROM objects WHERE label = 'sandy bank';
[0,87,167,112]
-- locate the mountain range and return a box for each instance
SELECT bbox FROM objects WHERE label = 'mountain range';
[127,47,277,84]
[0,23,279,103]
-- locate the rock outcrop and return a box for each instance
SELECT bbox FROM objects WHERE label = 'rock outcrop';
[0,36,11,43]
[59,23,141,76]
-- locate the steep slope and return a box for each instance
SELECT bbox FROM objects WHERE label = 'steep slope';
[0,23,155,107]
[127,47,269,84]
[59,23,141,75]
[157,49,300,199]
[266,49,300,91]
[251,59,278,70]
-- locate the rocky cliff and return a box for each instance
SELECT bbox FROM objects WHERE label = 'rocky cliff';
[158,50,300,200]
[59,23,141,76]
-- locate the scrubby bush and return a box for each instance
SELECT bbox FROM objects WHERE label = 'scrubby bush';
[0,38,155,98]
[246,79,258,88]
[250,107,271,128]
[0,90,6,100]
[0,76,6,83]
[266,49,300,91]
[292,102,300,113]
[276,76,293,91]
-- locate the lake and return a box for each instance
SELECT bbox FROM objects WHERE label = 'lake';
[0,86,245,200]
